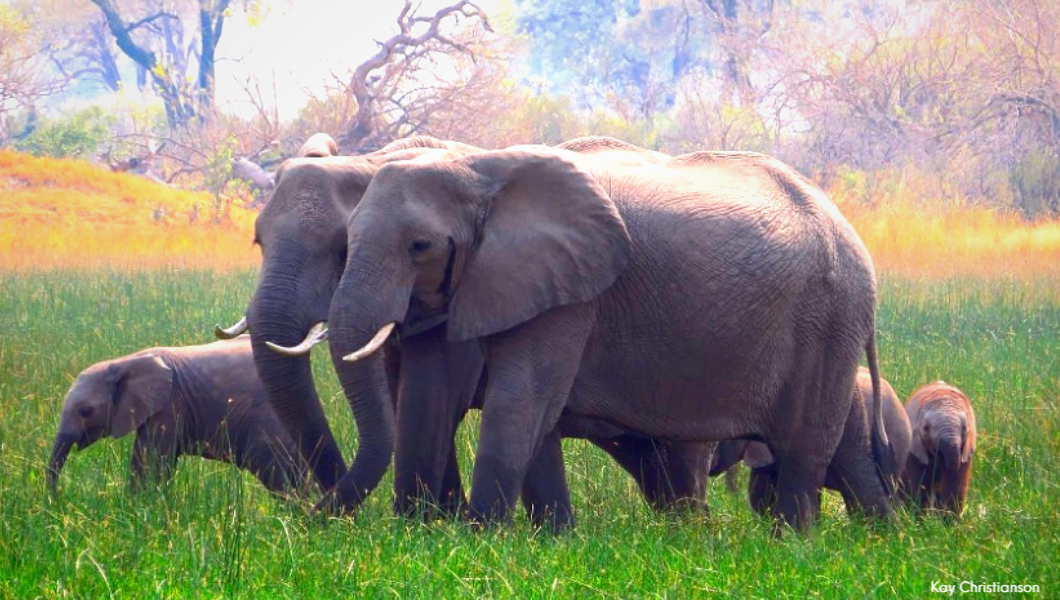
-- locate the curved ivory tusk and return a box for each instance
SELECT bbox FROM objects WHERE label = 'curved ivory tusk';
[265,322,329,356]
[342,322,396,363]
[215,316,249,339]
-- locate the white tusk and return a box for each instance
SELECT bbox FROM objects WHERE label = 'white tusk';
[342,322,396,362]
[265,322,329,356]
[215,316,248,339]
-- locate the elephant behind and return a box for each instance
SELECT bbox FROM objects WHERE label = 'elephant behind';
[47,337,305,497]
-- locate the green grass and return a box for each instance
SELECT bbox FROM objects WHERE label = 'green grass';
[1,269,1057,598]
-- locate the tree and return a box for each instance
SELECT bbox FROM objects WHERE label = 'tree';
[0,4,68,143]
[88,0,236,128]
[330,0,495,152]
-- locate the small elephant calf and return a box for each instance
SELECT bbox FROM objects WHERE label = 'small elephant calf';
[901,381,977,516]
[47,337,305,496]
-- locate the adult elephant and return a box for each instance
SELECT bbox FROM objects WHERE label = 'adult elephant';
[327,137,893,531]
[216,134,480,501]
[217,134,716,522]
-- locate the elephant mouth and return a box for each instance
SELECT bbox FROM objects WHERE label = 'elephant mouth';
[399,313,449,338]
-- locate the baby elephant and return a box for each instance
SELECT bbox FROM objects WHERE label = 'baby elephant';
[901,381,977,516]
[47,337,305,496]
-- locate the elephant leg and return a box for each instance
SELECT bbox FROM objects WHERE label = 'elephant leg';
[597,437,710,512]
[393,326,483,520]
[724,465,740,494]
[520,428,574,531]
[825,392,892,518]
[437,442,466,517]
[468,305,592,526]
[748,465,778,517]
[130,430,177,491]
[242,441,300,496]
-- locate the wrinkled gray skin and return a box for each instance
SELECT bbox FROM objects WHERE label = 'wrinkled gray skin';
[224,134,715,522]
[713,367,912,515]
[326,136,892,531]
[901,381,976,516]
[47,338,304,495]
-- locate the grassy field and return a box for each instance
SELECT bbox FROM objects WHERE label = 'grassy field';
[1,151,1058,597]
[1,270,1057,598]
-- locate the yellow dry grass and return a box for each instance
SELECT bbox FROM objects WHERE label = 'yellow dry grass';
[0,149,259,271]
[2,150,1059,280]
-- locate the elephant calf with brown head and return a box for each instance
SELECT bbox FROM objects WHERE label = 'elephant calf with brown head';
[901,381,977,516]
[47,337,305,496]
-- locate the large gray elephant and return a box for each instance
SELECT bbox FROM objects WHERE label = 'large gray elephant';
[325,136,893,531]
[216,134,481,501]
[217,134,717,524]
[47,338,304,495]
[713,367,912,515]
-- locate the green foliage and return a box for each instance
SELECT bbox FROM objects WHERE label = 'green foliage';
[1,269,1058,597]
[13,106,114,160]
[204,136,239,221]
[1009,150,1060,220]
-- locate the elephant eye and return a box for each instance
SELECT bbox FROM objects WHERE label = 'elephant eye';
[408,240,432,256]
[78,406,93,418]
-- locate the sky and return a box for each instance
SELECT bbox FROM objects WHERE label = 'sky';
[214,0,498,120]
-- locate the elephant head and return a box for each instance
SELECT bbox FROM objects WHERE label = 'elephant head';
[48,354,173,491]
[214,134,482,495]
[908,382,976,470]
[325,146,630,512]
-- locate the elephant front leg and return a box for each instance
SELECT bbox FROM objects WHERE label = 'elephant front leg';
[393,326,483,520]
[467,304,592,527]
[130,430,178,491]
[519,428,573,531]
[437,443,466,517]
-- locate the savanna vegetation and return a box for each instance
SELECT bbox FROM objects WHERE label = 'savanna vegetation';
[2,0,1059,597]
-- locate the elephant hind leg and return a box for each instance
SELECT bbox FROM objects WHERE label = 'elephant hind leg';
[771,453,826,533]
[519,429,574,532]
[748,464,778,517]
[825,393,894,520]
[768,339,862,531]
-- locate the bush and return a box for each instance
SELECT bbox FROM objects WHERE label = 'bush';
[14,106,114,160]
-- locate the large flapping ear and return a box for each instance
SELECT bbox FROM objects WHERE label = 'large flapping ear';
[109,355,174,438]
[447,148,631,340]
[906,390,930,464]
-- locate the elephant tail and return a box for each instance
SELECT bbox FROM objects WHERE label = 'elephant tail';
[866,332,895,496]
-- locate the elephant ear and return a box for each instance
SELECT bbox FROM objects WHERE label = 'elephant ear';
[109,355,174,438]
[907,394,931,464]
[448,148,631,341]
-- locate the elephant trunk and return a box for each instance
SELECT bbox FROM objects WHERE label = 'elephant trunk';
[323,248,413,513]
[939,431,962,471]
[47,431,77,493]
[249,276,347,492]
